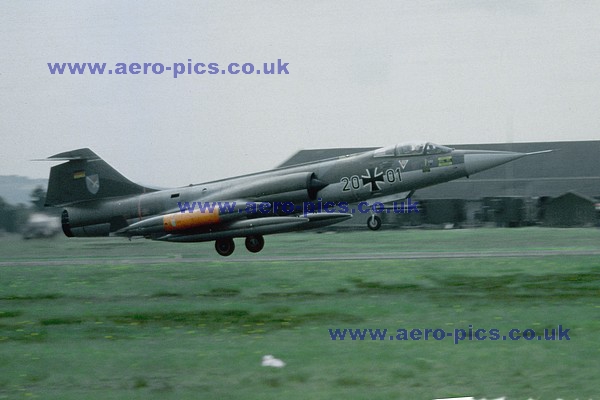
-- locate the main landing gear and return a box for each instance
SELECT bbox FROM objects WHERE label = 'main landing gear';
[245,235,265,253]
[214,235,265,256]
[215,238,235,256]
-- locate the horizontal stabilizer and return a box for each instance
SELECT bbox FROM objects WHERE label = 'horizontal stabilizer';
[37,148,101,161]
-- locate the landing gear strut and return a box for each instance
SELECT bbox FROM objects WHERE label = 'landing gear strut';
[245,235,265,253]
[367,215,382,231]
[215,238,235,256]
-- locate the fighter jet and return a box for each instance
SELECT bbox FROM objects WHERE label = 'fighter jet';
[42,142,550,256]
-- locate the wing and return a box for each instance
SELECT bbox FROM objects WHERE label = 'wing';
[116,199,351,242]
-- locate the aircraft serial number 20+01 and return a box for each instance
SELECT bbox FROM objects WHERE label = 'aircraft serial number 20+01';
[340,168,402,192]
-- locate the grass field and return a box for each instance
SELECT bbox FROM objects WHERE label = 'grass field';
[0,228,599,399]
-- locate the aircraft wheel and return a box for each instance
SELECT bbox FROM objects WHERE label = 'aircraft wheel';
[215,238,235,256]
[367,215,382,231]
[245,235,265,253]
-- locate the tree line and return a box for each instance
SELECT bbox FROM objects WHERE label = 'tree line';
[0,186,57,234]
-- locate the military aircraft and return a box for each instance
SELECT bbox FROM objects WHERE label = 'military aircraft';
[43,143,550,256]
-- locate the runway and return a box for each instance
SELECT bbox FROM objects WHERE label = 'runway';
[2,249,599,266]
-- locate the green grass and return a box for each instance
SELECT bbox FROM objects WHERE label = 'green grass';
[0,228,599,399]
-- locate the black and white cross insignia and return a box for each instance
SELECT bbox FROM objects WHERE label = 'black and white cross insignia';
[361,167,384,191]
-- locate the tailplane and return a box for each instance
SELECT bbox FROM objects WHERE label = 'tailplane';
[43,148,155,206]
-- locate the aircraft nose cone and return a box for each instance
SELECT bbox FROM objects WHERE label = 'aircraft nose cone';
[463,151,526,176]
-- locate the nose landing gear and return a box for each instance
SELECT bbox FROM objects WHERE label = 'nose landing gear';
[367,215,381,231]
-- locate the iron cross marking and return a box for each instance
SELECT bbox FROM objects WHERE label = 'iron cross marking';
[361,168,385,191]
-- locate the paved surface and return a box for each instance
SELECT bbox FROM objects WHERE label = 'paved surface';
[2,249,599,266]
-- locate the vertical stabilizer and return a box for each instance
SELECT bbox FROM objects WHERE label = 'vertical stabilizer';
[44,148,154,206]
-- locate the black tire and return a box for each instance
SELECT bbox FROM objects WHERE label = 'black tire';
[215,238,235,256]
[367,215,382,231]
[245,235,265,253]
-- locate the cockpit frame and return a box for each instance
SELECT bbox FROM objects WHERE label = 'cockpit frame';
[373,142,453,158]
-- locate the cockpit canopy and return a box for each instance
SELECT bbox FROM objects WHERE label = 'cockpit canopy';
[373,142,452,158]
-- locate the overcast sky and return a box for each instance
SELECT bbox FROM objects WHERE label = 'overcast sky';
[1,1,599,187]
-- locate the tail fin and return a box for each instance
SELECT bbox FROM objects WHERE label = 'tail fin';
[43,148,155,206]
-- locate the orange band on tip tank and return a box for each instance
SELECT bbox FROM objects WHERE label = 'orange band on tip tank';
[163,208,220,232]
